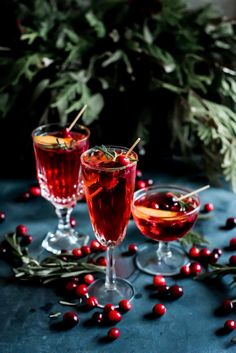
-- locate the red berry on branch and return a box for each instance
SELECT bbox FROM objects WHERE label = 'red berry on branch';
[63,311,79,327]
[152,303,166,317]
[200,247,211,259]
[203,203,214,213]
[16,224,28,236]
[108,327,120,340]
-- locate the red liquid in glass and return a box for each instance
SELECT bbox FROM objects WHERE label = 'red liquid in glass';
[81,149,137,246]
[132,192,199,242]
[33,131,89,207]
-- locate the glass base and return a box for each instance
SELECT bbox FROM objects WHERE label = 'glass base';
[135,243,187,276]
[42,230,89,255]
[88,278,135,308]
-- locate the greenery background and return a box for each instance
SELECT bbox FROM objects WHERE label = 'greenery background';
[1,0,236,190]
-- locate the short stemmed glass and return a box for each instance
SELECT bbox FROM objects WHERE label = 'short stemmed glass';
[32,123,90,254]
[81,145,137,307]
[132,185,200,276]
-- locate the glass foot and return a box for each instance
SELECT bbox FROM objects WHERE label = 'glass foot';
[88,278,135,308]
[42,230,89,254]
[135,243,187,276]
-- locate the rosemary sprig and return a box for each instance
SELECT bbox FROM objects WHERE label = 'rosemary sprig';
[178,230,209,247]
[94,145,116,160]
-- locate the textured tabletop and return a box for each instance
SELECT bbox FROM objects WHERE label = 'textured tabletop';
[0,172,236,353]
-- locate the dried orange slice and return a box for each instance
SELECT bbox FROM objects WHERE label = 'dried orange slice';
[134,206,179,219]
[33,135,72,147]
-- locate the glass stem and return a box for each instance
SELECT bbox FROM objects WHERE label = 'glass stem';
[55,207,73,234]
[156,241,172,261]
[105,246,116,291]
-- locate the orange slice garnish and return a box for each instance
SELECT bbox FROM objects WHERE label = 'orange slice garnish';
[33,135,72,147]
[134,206,179,219]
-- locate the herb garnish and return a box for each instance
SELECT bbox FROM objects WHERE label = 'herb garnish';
[94,145,117,160]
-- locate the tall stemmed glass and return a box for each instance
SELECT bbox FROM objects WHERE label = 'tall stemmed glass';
[132,185,200,276]
[32,122,90,254]
[81,145,137,307]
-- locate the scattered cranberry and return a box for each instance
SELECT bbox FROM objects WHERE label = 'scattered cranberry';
[108,327,120,340]
[29,186,41,197]
[21,235,33,246]
[189,246,200,258]
[86,296,98,309]
[153,275,166,287]
[16,224,28,236]
[75,284,88,297]
[203,203,214,213]
[81,246,91,256]
[136,170,142,178]
[70,217,76,228]
[72,248,82,258]
[65,281,77,293]
[21,191,31,201]
[97,256,107,266]
[90,240,101,252]
[92,311,104,325]
[200,248,211,259]
[152,303,166,317]
[107,310,122,323]
[119,300,132,312]
[83,274,94,285]
[104,303,115,313]
[99,245,107,252]
[209,252,219,265]
[61,128,72,138]
[230,238,236,249]
[229,255,236,265]
[63,311,79,327]
[128,243,138,254]
[221,299,234,314]
[157,285,170,297]
[136,180,146,190]
[190,262,202,276]
[224,319,236,331]
[0,211,6,223]
[169,285,183,299]
[116,155,130,166]
[225,217,236,230]
[180,264,191,276]
[212,248,222,257]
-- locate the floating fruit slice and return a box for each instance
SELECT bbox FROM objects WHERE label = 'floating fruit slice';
[134,205,179,218]
[33,135,72,147]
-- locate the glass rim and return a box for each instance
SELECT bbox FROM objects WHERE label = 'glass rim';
[32,122,90,141]
[132,184,201,217]
[80,145,138,171]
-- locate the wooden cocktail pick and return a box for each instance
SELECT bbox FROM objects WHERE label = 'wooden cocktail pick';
[68,104,87,131]
[125,137,141,157]
[176,185,210,202]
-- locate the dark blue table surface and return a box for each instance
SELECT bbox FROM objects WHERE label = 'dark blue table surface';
[0,171,236,353]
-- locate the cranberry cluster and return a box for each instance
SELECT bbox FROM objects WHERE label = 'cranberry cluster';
[19,186,41,201]
[135,169,153,191]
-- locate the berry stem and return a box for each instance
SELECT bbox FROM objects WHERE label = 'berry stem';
[68,104,87,131]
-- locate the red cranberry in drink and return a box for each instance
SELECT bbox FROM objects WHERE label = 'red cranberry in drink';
[108,327,120,340]
[224,319,236,331]
[0,211,6,223]
[107,310,122,323]
[81,246,91,256]
[116,155,130,166]
[189,246,200,258]
[92,311,104,324]
[169,285,183,299]
[29,186,41,197]
[221,299,234,314]
[119,300,132,312]
[83,274,94,285]
[72,248,82,258]
[75,284,88,297]
[229,255,236,265]
[153,275,166,287]
[97,256,107,266]
[90,240,101,252]
[16,224,28,236]
[152,303,166,317]
[230,238,236,249]
[128,243,138,254]
[225,217,236,230]
[203,203,214,213]
[65,281,77,293]
[190,262,202,276]
[63,311,79,327]
[21,235,33,246]
[61,128,72,138]
[86,296,98,309]
[180,264,191,276]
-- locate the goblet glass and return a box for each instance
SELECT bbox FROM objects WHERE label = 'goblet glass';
[32,123,90,254]
[81,145,137,307]
[132,185,200,276]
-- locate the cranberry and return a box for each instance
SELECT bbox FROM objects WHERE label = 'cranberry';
[153,275,166,287]
[136,169,142,178]
[116,155,130,166]
[92,311,104,324]
[180,264,191,276]
[157,285,170,297]
[16,224,28,236]
[104,303,115,313]
[221,299,234,314]
[200,248,211,259]
[128,243,138,254]
[29,186,41,197]
[72,248,82,258]
[225,217,236,230]
[65,281,77,293]
[90,240,101,252]
[212,248,222,257]
[146,179,153,186]
[107,310,122,323]
[108,327,120,340]
[119,300,132,312]
[81,246,91,256]
[70,217,76,228]
[63,311,79,327]
[136,180,146,190]
[86,296,98,309]
[0,211,6,223]
[83,274,94,285]
[230,238,236,249]
[21,192,31,201]
[203,203,214,212]
[189,246,200,258]
[209,252,219,265]
[61,128,72,138]
[97,256,107,266]
[190,262,202,276]
[229,255,236,265]
[21,235,33,246]
[224,319,236,331]
[152,303,166,317]
[151,201,159,209]
[169,285,183,299]
[75,284,88,297]
[99,245,107,252]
